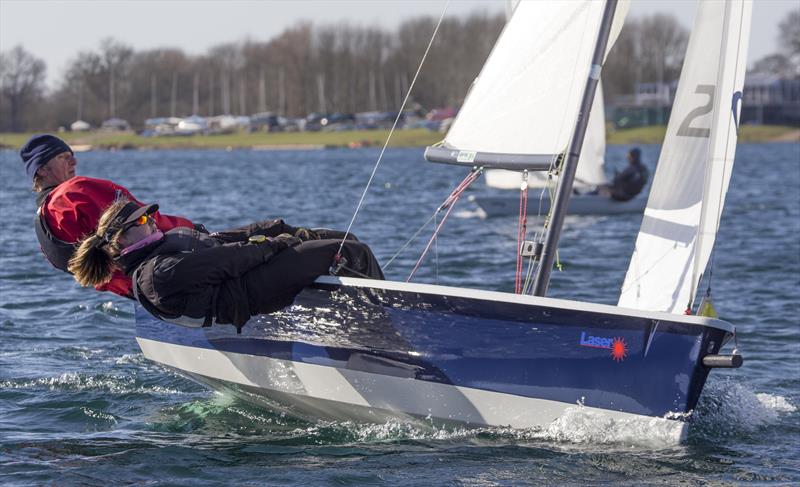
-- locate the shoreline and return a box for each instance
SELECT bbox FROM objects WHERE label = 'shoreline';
[1,126,797,151]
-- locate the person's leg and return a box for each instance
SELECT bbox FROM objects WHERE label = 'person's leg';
[311,229,359,241]
[242,239,383,315]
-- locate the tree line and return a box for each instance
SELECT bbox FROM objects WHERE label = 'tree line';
[1,9,797,133]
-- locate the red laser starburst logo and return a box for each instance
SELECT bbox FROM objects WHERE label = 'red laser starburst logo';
[610,337,628,362]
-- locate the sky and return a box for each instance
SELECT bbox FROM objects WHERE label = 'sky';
[1,0,796,89]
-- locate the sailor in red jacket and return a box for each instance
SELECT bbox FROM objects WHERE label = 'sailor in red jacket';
[21,134,196,298]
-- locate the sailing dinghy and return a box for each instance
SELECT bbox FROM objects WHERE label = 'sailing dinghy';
[471,81,648,217]
[135,0,751,444]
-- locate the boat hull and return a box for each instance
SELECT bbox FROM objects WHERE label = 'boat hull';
[470,192,647,217]
[135,277,732,440]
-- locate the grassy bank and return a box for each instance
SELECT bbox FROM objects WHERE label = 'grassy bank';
[1,125,797,151]
[0,129,444,151]
[607,124,799,145]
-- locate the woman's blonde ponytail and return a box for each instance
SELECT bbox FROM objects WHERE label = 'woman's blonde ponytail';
[67,199,130,287]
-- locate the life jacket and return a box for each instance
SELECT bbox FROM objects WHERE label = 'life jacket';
[33,186,75,272]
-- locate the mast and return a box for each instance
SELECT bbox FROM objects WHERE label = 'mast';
[531,0,618,297]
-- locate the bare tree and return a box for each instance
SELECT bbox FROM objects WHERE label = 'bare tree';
[778,8,800,75]
[0,46,46,132]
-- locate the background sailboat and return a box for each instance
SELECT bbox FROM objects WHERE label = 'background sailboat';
[470,82,649,217]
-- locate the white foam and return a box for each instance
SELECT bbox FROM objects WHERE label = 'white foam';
[756,393,797,413]
[693,380,796,435]
[532,405,684,448]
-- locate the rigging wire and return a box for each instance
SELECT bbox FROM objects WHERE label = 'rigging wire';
[407,169,482,281]
[515,171,529,294]
[336,0,451,258]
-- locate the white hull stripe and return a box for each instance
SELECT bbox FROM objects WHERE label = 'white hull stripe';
[137,337,688,443]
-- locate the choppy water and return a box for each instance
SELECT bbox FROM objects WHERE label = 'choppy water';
[1,144,798,485]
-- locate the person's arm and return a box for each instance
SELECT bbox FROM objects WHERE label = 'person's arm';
[211,219,300,243]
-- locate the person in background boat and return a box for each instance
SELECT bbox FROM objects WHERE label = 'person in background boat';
[598,147,649,201]
[68,200,385,331]
[20,134,201,298]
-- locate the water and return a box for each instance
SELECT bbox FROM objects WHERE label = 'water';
[1,143,798,485]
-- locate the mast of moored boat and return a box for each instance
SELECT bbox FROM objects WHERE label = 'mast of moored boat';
[531,0,619,297]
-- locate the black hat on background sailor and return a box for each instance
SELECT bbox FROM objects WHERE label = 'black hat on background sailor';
[628,147,642,164]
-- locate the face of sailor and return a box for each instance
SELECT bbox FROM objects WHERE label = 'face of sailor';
[118,215,156,248]
[37,151,77,186]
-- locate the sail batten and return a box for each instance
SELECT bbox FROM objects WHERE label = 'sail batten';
[618,0,753,314]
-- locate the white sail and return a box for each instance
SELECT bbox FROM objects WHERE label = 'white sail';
[484,83,607,190]
[443,0,628,158]
[618,0,753,313]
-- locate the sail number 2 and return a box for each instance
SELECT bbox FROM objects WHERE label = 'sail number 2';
[677,84,715,138]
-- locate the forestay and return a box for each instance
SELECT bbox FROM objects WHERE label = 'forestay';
[435,0,629,165]
[618,0,753,313]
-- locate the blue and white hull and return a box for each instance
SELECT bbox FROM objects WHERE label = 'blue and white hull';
[135,276,734,442]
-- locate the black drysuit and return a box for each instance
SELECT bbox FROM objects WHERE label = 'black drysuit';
[117,219,384,330]
[609,162,649,201]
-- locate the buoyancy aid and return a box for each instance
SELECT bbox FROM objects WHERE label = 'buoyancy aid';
[34,186,75,272]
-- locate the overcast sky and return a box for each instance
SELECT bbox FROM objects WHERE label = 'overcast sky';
[1,0,796,89]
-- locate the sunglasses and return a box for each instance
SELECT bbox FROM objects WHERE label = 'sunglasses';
[123,214,155,232]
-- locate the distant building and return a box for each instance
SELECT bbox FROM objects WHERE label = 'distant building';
[607,75,800,128]
[741,73,800,126]
[608,82,676,129]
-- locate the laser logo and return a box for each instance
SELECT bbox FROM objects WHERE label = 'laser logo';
[579,332,628,362]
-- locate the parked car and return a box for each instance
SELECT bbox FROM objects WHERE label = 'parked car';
[355,111,401,130]
[101,117,131,132]
[175,115,208,136]
[321,112,356,131]
[250,112,283,132]
[70,120,91,132]
[304,112,328,132]
[141,117,182,137]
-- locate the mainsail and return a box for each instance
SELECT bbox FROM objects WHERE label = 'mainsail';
[483,83,608,190]
[431,0,628,167]
[618,0,753,313]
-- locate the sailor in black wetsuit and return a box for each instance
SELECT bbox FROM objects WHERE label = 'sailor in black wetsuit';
[601,148,649,201]
[68,200,384,331]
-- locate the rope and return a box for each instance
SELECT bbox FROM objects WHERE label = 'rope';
[515,171,529,294]
[336,0,451,259]
[407,169,481,282]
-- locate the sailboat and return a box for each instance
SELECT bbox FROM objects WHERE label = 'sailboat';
[470,81,649,217]
[134,0,751,443]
